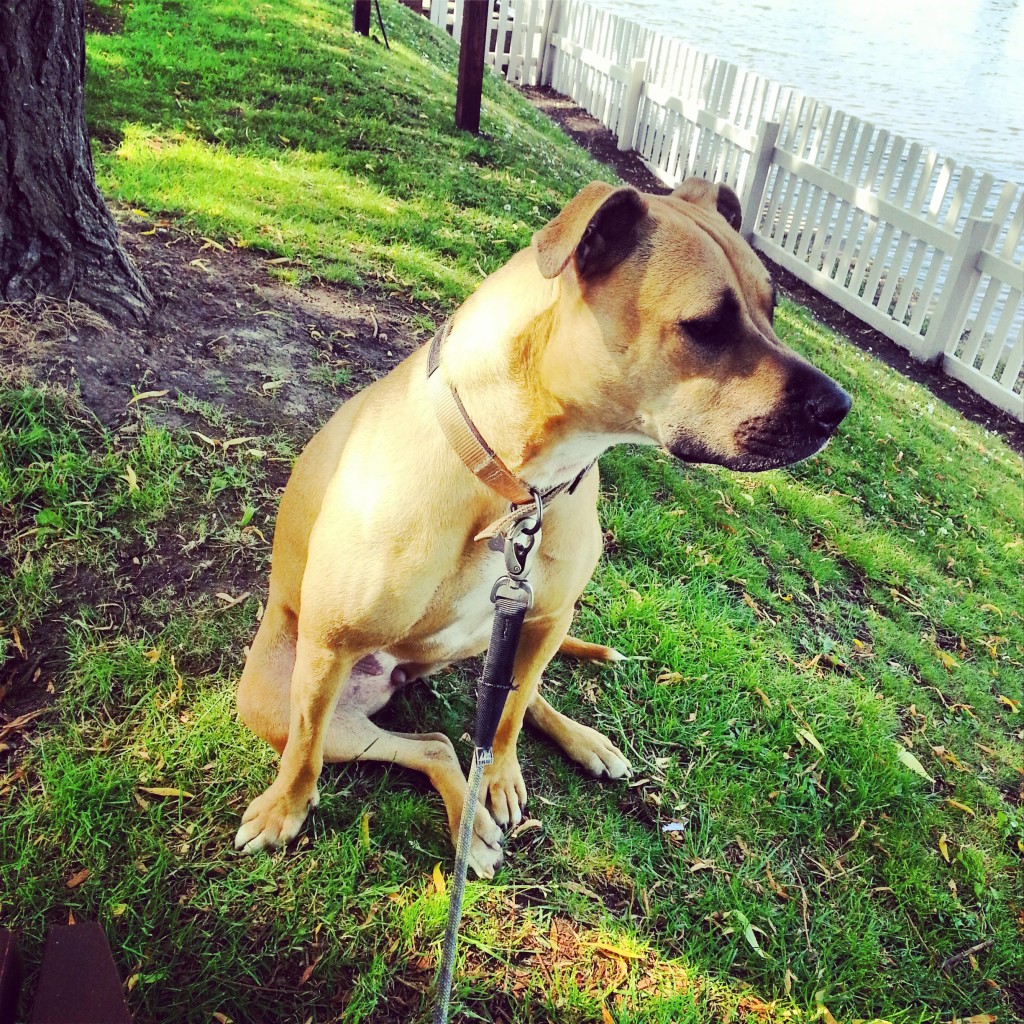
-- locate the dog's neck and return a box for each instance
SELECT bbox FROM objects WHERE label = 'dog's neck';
[438,250,647,492]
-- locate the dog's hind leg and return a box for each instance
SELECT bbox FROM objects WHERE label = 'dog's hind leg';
[525,692,632,781]
[236,598,298,755]
[321,715,505,879]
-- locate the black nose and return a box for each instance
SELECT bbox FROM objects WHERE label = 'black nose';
[805,383,852,433]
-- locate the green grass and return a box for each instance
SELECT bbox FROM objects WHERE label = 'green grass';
[1,1,1022,1022]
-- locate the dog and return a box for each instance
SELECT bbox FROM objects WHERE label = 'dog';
[233,178,851,878]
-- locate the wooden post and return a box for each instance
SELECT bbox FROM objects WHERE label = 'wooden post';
[353,0,371,35]
[916,215,992,364]
[455,0,489,133]
[740,120,780,241]
[616,58,646,151]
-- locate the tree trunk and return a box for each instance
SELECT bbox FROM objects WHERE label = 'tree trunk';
[0,0,152,324]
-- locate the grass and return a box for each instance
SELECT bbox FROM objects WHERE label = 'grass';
[1,0,1022,1022]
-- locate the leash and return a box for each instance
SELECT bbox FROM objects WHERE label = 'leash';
[431,495,542,1024]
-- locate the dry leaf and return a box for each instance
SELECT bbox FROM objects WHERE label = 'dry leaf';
[66,868,90,888]
[938,834,950,862]
[297,955,319,986]
[944,799,975,817]
[895,744,934,782]
[360,811,371,850]
[111,903,128,917]
[996,694,1020,714]
[431,862,445,895]
[589,941,643,960]
[144,648,161,664]
[122,465,139,493]
[127,389,169,406]
[126,974,140,993]
[262,379,287,393]
[601,1004,615,1024]
[938,650,958,671]
[979,603,1003,618]
[138,786,194,799]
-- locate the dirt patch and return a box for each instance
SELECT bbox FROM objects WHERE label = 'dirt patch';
[519,85,1024,456]
[3,215,427,436]
[84,0,125,35]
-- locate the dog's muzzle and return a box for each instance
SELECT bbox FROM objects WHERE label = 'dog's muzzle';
[729,368,851,472]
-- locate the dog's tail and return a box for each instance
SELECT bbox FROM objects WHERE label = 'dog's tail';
[559,635,626,663]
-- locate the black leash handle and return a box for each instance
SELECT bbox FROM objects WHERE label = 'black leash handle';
[473,593,528,750]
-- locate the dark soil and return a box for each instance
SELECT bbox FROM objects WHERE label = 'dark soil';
[3,215,425,435]
[520,85,1024,456]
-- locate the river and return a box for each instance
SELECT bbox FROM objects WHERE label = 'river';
[591,0,1024,188]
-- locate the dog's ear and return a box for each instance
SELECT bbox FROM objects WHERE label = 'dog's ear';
[533,182,648,280]
[672,177,743,232]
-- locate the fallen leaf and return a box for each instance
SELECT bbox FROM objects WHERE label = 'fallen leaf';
[297,955,320,986]
[360,811,370,850]
[66,868,90,888]
[689,858,716,873]
[138,786,194,799]
[126,974,140,993]
[127,389,169,406]
[945,799,975,817]
[979,603,1003,618]
[111,903,128,917]
[938,650,958,671]
[144,648,161,664]
[122,465,139,493]
[601,1004,615,1024]
[938,834,950,863]
[996,694,1020,714]
[261,379,287,393]
[431,862,445,895]
[589,941,643,960]
[895,744,934,782]
[796,727,825,756]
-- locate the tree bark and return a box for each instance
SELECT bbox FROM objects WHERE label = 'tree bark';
[0,0,152,324]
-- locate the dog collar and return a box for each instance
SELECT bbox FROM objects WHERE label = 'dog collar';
[426,320,593,532]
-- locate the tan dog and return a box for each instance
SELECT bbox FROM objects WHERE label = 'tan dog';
[234,178,851,877]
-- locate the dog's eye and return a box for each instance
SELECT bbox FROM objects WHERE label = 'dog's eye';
[682,315,722,346]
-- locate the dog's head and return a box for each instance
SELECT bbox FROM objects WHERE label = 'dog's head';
[532,178,851,472]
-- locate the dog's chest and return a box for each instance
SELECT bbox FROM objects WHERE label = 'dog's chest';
[413,547,505,666]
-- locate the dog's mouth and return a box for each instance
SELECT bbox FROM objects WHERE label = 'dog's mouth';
[668,378,852,473]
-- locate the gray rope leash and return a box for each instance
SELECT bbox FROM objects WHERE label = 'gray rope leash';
[431,495,543,1024]
[431,746,490,1024]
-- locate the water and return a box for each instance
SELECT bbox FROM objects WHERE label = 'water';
[593,0,1024,188]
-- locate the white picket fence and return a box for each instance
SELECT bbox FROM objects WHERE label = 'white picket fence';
[420,0,1024,421]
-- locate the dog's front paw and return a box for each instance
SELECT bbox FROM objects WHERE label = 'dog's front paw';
[568,725,632,781]
[480,756,527,830]
[466,803,504,880]
[234,779,320,854]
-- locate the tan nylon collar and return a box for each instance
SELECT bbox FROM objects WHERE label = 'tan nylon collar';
[426,321,596,532]
[427,320,535,505]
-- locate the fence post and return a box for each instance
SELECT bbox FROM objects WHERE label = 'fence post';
[616,58,647,151]
[740,120,779,240]
[538,0,558,88]
[916,216,991,364]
